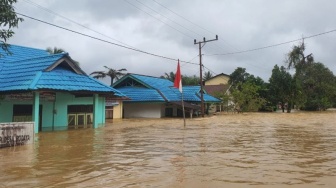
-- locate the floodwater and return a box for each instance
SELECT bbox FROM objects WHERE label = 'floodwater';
[1,112,336,188]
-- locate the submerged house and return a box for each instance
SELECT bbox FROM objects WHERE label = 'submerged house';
[0,45,126,133]
[112,74,221,118]
[204,73,231,112]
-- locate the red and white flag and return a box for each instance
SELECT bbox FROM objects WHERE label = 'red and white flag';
[174,60,182,93]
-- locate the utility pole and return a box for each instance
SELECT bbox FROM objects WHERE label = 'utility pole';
[194,35,218,117]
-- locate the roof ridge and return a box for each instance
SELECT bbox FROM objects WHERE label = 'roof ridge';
[6,44,48,52]
[87,76,126,97]
[128,73,170,81]
[29,71,43,89]
[5,53,67,63]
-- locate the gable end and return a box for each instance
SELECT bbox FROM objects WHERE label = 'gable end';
[44,57,86,75]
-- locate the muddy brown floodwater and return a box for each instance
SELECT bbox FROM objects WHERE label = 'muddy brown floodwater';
[1,112,336,188]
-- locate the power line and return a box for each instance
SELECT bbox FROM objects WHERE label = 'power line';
[22,0,218,64]
[151,0,240,51]
[135,0,203,38]
[205,29,336,56]
[22,0,137,49]
[16,12,199,66]
[123,0,194,40]
[123,0,227,54]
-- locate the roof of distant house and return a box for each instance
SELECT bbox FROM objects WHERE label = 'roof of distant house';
[113,73,220,103]
[204,85,231,96]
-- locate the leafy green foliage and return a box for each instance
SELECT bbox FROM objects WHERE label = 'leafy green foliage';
[161,72,200,85]
[0,0,23,57]
[228,67,250,86]
[203,71,213,81]
[228,67,267,112]
[268,65,294,112]
[231,81,266,112]
[299,63,336,110]
[281,41,336,111]
[182,75,199,85]
[286,41,314,71]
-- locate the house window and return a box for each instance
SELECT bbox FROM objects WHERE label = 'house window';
[13,105,32,122]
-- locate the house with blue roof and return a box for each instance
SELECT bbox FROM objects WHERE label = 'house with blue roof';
[0,45,126,133]
[112,73,220,118]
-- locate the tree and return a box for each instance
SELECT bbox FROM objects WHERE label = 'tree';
[46,46,80,66]
[203,71,213,81]
[161,72,200,85]
[228,67,250,87]
[231,81,266,112]
[161,72,175,82]
[299,62,336,110]
[285,41,336,111]
[0,0,23,57]
[46,47,65,54]
[268,65,294,112]
[286,41,314,71]
[90,66,127,86]
[182,75,199,85]
[285,41,316,110]
[228,67,267,112]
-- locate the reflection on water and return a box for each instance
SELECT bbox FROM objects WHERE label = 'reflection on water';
[1,112,336,187]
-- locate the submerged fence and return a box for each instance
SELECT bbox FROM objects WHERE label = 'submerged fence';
[0,122,34,148]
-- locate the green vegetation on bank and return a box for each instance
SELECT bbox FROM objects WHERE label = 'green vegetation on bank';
[224,41,336,112]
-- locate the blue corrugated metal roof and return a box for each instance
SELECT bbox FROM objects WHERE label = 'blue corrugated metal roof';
[0,53,66,91]
[183,86,221,102]
[117,87,165,102]
[114,74,220,103]
[0,45,125,97]
[0,44,49,62]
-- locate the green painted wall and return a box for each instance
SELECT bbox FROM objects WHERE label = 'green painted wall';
[0,92,106,132]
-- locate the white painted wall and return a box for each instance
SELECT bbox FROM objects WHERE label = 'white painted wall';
[123,103,164,118]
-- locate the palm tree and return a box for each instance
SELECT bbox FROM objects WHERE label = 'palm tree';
[46,46,80,66]
[161,72,175,82]
[46,47,65,54]
[90,66,127,86]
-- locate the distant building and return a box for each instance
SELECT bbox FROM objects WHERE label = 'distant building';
[113,74,220,118]
[204,73,231,112]
[0,45,126,133]
[204,73,230,85]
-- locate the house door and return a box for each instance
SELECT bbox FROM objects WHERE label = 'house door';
[105,106,113,119]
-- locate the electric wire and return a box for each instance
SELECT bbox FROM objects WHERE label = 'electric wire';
[123,0,194,40]
[151,0,240,51]
[135,0,204,39]
[205,29,336,56]
[22,0,137,49]
[124,0,223,54]
[16,12,199,66]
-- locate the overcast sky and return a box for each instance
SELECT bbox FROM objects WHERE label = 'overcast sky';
[9,0,336,84]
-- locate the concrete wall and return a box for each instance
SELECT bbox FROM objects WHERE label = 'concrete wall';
[205,75,229,85]
[123,103,164,118]
[113,100,123,119]
[0,92,106,131]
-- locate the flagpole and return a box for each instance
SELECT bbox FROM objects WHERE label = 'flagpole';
[181,90,186,127]
[174,59,186,127]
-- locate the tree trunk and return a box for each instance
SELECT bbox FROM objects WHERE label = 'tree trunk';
[110,77,115,86]
[281,104,285,113]
[286,101,292,113]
